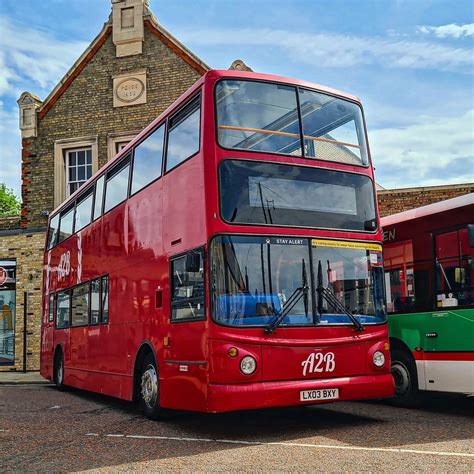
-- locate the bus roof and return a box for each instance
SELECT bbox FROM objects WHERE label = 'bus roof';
[49,69,363,219]
[381,193,474,227]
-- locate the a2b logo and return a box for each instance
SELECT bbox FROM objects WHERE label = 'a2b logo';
[58,251,71,281]
[301,351,335,376]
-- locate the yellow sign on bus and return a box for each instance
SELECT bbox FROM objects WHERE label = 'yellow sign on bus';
[311,239,382,252]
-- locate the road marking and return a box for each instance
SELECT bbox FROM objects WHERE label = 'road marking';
[84,433,474,458]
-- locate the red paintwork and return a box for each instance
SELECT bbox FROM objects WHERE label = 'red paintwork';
[40,70,393,413]
[413,351,474,361]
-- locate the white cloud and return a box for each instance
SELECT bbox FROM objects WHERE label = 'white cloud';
[178,28,473,73]
[0,16,88,98]
[370,109,474,188]
[417,23,474,39]
[0,101,21,197]
[0,16,88,196]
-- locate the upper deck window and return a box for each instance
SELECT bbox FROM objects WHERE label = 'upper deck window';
[220,160,377,231]
[131,124,165,195]
[216,80,369,166]
[166,96,201,172]
[47,214,60,249]
[104,158,130,214]
[58,206,75,243]
[299,88,368,165]
[74,188,93,232]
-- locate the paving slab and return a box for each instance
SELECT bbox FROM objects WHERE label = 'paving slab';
[0,371,51,384]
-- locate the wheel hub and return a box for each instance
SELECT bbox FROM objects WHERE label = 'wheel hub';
[141,364,158,409]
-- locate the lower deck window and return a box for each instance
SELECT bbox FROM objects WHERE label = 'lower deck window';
[170,249,205,321]
[56,290,70,329]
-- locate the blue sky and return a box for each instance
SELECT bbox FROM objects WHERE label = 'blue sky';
[0,0,473,197]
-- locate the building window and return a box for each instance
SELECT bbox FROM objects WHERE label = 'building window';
[66,148,93,197]
[54,137,98,207]
[116,142,130,154]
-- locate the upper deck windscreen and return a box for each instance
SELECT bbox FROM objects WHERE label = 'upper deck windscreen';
[215,79,369,166]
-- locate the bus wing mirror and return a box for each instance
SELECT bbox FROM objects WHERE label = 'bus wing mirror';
[185,252,201,273]
[468,224,474,248]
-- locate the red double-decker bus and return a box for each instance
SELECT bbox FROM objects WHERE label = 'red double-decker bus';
[41,70,393,418]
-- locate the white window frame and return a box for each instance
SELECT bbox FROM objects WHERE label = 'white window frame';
[65,148,93,197]
[54,136,98,207]
[107,132,139,161]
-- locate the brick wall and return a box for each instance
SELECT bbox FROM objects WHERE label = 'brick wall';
[0,217,20,231]
[23,28,203,228]
[0,230,45,371]
[377,183,474,217]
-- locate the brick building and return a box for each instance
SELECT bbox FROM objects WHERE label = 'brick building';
[377,183,474,217]
[0,0,472,372]
[0,0,209,371]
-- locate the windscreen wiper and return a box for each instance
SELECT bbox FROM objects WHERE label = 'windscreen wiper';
[316,261,364,332]
[265,259,309,334]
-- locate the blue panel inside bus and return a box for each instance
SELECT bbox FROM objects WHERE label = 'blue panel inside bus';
[215,294,313,325]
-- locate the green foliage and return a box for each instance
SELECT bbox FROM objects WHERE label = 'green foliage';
[0,183,21,216]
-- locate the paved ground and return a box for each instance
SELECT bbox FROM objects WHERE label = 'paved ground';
[0,371,47,384]
[0,384,473,472]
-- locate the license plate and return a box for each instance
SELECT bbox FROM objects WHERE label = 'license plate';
[300,388,339,402]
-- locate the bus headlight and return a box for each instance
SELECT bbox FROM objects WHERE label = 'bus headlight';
[240,356,257,375]
[373,351,385,368]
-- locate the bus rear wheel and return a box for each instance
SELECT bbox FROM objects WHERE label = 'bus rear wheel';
[390,349,419,408]
[53,349,66,391]
[139,353,167,420]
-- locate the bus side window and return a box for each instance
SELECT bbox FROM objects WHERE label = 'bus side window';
[101,275,109,324]
[48,293,55,322]
[75,188,94,232]
[58,206,75,243]
[93,176,105,221]
[56,290,71,329]
[131,124,165,195]
[165,95,201,172]
[170,248,205,321]
[47,214,60,249]
[71,282,90,327]
[90,278,100,325]
[104,158,131,214]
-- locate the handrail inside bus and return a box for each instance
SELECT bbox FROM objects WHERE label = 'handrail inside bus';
[218,125,361,149]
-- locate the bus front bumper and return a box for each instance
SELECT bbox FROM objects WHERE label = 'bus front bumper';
[207,373,394,413]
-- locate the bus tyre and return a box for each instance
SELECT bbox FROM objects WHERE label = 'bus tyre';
[53,350,66,391]
[390,349,419,408]
[139,353,166,420]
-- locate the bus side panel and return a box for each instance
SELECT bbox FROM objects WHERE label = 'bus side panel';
[389,309,474,393]
[159,154,209,411]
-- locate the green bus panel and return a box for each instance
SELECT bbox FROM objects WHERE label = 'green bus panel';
[388,309,474,353]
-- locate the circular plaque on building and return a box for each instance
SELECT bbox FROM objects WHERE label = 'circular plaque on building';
[0,267,7,286]
[115,78,145,103]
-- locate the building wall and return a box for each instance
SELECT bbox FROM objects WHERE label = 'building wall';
[23,27,203,228]
[0,229,45,371]
[378,183,474,218]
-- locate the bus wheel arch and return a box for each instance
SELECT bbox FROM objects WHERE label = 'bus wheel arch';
[389,337,420,407]
[53,345,66,390]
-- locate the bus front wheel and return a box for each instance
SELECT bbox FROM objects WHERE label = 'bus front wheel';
[139,353,167,420]
[53,349,66,391]
[390,349,420,407]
